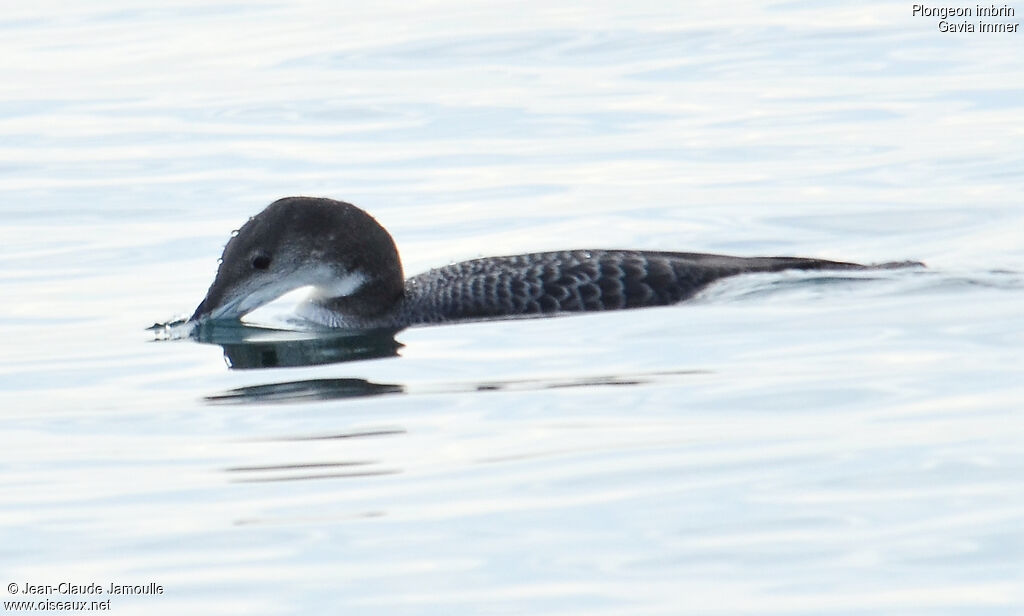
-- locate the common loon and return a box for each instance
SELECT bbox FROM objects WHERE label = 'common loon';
[190,197,915,329]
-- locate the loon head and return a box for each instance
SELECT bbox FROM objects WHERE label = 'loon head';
[190,197,405,323]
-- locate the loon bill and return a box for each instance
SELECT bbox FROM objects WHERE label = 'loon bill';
[189,197,919,329]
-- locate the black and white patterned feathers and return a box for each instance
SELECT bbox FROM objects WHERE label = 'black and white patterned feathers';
[394,250,864,326]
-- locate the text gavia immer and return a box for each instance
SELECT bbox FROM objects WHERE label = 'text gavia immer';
[190,197,915,329]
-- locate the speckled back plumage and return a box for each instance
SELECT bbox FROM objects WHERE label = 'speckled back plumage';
[393,249,864,326]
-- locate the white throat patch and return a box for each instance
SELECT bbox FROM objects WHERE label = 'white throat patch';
[309,267,367,299]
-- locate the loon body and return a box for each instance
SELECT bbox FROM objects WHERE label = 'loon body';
[189,197,907,329]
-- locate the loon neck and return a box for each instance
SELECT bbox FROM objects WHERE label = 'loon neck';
[311,270,405,318]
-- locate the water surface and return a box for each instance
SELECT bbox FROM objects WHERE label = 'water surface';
[2,1,1023,614]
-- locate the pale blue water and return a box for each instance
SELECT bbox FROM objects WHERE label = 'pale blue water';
[2,2,1024,614]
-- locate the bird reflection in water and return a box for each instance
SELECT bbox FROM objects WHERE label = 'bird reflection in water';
[181,320,404,369]
[150,320,706,405]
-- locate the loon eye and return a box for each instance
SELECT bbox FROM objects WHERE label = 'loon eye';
[251,254,272,270]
